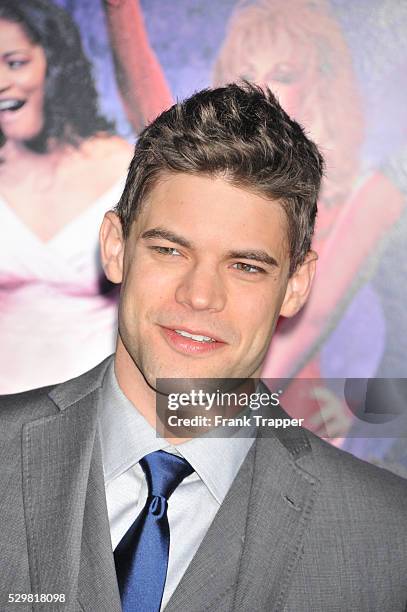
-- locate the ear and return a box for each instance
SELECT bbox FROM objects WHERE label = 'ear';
[279,250,317,318]
[99,211,125,284]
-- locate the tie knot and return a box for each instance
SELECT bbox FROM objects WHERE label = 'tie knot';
[140,450,194,499]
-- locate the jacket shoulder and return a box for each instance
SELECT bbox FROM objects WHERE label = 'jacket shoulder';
[0,355,113,430]
[305,430,407,512]
[0,385,59,429]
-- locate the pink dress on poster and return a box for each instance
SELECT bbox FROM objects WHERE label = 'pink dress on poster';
[0,177,125,394]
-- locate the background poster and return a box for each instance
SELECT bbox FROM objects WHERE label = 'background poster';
[1,0,406,465]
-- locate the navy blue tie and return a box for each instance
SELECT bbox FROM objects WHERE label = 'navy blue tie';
[114,450,194,612]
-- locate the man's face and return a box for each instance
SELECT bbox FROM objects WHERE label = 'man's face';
[102,173,314,387]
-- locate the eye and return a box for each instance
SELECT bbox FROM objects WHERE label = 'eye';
[267,63,299,84]
[7,59,29,70]
[233,262,265,274]
[150,246,181,256]
[274,73,297,84]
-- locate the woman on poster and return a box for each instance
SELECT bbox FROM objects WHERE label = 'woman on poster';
[213,0,405,438]
[0,0,172,393]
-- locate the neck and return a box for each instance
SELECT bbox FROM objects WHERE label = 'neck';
[0,138,33,162]
[114,337,156,423]
[114,337,190,444]
[0,138,62,170]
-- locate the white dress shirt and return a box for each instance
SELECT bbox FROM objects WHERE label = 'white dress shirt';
[98,359,255,610]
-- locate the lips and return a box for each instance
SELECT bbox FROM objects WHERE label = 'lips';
[159,325,228,356]
[164,326,225,343]
[0,99,26,112]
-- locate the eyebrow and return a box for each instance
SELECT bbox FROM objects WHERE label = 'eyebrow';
[141,227,279,268]
[227,250,279,268]
[4,50,30,57]
[141,228,192,249]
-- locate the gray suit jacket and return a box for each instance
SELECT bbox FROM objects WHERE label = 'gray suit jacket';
[1,356,407,612]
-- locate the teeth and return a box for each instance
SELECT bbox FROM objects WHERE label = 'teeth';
[0,99,25,111]
[174,329,215,342]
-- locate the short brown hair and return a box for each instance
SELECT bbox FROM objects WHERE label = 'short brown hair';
[115,82,324,274]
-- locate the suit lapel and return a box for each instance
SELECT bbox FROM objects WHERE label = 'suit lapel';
[165,442,256,612]
[22,357,121,612]
[232,421,321,611]
[167,385,321,612]
[77,426,122,612]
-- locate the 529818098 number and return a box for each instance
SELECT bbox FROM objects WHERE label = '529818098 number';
[8,593,66,603]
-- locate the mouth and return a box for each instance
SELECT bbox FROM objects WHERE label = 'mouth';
[159,325,228,356]
[0,99,26,112]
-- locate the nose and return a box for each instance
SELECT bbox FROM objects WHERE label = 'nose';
[175,262,226,312]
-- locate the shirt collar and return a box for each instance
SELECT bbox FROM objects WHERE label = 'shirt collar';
[98,359,255,504]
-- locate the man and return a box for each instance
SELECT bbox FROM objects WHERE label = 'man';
[1,83,407,612]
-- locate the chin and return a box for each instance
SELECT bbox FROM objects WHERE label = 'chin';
[143,359,229,387]
[4,128,41,144]
[19,120,44,142]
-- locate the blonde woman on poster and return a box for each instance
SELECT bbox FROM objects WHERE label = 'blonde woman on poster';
[0,0,171,393]
[213,0,405,437]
